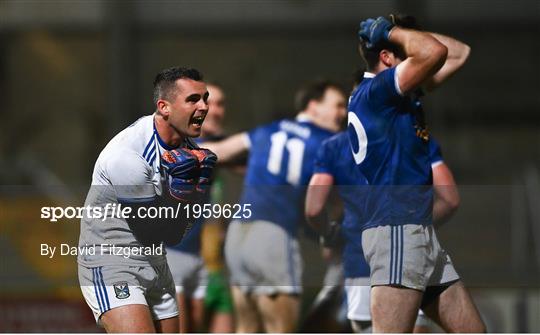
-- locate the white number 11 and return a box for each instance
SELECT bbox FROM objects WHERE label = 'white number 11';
[267,131,305,185]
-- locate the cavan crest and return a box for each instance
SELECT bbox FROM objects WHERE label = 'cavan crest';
[113,282,130,299]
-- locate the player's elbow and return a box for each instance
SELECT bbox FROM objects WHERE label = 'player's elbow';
[458,43,471,67]
[429,43,448,72]
[447,192,460,213]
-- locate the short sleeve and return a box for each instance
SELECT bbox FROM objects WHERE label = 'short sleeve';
[245,127,262,149]
[313,138,335,175]
[368,67,402,104]
[429,137,444,167]
[106,151,156,202]
[241,131,252,149]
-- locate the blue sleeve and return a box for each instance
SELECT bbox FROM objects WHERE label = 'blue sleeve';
[368,67,402,104]
[247,127,258,145]
[313,138,335,175]
[247,123,272,147]
[429,137,444,165]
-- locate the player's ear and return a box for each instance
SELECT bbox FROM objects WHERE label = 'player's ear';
[379,49,393,67]
[305,100,317,113]
[156,99,170,118]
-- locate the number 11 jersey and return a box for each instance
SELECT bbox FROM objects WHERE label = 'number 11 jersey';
[239,115,335,236]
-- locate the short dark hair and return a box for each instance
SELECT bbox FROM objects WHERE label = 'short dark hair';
[294,80,343,112]
[352,68,365,88]
[153,67,204,105]
[358,13,420,71]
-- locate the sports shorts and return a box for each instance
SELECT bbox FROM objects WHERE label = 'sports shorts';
[166,248,208,299]
[362,224,459,291]
[78,262,178,325]
[344,277,371,321]
[205,270,234,313]
[224,220,302,295]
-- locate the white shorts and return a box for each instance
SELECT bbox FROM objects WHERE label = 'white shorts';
[345,277,432,324]
[224,220,302,295]
[344,277,371,321]
[78,262,178,324]
[166,248,208,299]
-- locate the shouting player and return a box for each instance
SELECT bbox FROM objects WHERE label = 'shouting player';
[77,67,216,333]
[346,15,485,332]
[204,80,347,332]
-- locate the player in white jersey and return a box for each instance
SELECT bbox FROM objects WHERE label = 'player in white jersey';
[78,67,217,333]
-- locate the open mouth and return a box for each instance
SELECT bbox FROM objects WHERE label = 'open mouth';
[191,115,206,127]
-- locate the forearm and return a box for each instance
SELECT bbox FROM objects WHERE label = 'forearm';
[422,32,470,90]
[201,132,248,163]
[432,163,460,225]
[306,206,330,233]
[429,33,470,62]
[390,27,447,68]
[389,27,448,93]
[433,194,458,225]
[305,177,333,233]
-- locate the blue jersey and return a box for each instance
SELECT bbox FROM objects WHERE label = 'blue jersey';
[314,132,369,278]
[347,68,433,229]
[240,116,335,236]
[314,132,444,278]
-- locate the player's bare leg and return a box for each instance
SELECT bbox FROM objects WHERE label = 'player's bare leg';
[190,297,205,331]
[371,285,423,333]
[155,316,180,333]
[209,312,235,333]
[231,286,262,332]
[256,293,300,333]
[177,293,205,332]
[177,293,188,332]
[100,304,156,333]
[413,325,431,333]
[422,280,486,332]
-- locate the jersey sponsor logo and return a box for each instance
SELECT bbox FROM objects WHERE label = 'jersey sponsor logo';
[113,282,130,299]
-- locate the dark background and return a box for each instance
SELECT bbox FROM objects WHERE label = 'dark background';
[0,0,539,332]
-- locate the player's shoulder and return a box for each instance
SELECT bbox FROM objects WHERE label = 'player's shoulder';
[93,115,154,179]
[103,115,154,152]
[275,117,313,139]
[354,68,399,99]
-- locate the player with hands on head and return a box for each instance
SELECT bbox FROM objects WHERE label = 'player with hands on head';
[348,13,483,333]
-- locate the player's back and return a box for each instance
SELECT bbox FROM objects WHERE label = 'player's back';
[240,116,335,236]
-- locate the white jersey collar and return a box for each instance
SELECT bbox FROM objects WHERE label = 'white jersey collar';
[296,113,313,122]
[363,72,376,78]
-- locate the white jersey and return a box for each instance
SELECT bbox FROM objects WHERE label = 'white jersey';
[78,114,196,267]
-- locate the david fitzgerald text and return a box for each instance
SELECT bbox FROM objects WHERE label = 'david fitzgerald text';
[40,243,163,259]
